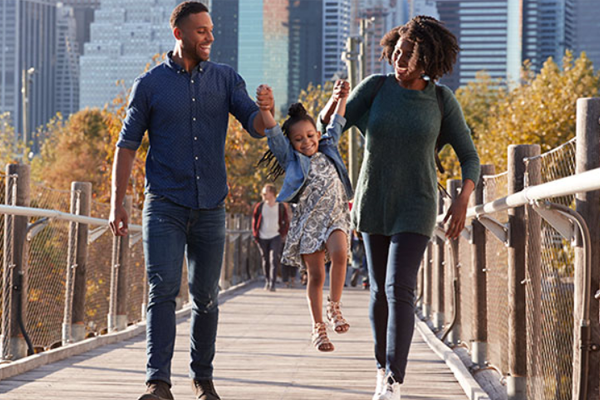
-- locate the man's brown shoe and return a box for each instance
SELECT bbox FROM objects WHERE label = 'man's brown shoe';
[192,379,221,400]
[138,380,174,400]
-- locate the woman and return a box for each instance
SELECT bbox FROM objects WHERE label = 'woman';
[319,16,480,400]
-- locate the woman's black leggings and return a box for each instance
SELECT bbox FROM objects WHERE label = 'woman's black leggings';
[362,232,430,383]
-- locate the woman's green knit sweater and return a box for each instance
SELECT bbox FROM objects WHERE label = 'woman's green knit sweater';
[334,74,480,237]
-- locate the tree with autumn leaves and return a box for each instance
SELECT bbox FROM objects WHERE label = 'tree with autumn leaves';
[21,52,600,213]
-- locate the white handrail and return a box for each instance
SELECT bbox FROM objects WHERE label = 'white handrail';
[436,166,600,223]
[0,204,143,232]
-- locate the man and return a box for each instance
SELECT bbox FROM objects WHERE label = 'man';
[108,2,274,400]
[252,184,289,291]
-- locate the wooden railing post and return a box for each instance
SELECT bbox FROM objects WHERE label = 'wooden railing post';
[1,164,30,360]
[524,155,542,393]
[63,182,91,344]
[471,164,494,365]
[573,97,600,400]
[115,195,132,331]
[507,144,539,400]
[446,179,462,345]
[432,190,445,331]
[108,195,131,332]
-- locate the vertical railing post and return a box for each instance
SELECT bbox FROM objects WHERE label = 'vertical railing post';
[446,179,462,345]
[63,182,91,344]
[471,164,494,365]
[115,195,132,331]
[1,164,30,360]
[432,191,445,331]
[524,155,542,393]
[108,195,131,332]
[507,144,539,400]
[573,97,600,400]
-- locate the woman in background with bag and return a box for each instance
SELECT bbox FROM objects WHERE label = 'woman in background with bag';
[319,15,480,400]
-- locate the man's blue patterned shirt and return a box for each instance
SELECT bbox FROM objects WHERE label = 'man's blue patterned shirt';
[117,51,261,209]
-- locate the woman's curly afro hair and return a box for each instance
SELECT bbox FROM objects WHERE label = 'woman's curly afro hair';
[380,15,460,81]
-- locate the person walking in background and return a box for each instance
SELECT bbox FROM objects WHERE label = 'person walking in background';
[320,16,480,400]
[108,2,274,400]
[252,183,289,291]
[256,81,353,352]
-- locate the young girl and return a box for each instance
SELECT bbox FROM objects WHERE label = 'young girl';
[256,81,352,352]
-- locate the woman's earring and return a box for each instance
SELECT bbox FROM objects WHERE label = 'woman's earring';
[420,73,431,81]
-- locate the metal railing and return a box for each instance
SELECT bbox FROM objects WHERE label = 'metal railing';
[0,170,261,361]
[417,98,600,400]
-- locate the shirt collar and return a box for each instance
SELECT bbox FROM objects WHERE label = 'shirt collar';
[165,51,208,74]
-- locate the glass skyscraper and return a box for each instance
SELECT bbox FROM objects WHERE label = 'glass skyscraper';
[575,0,600,69]
[0,0,61,151]
[322,0,351,83]
[238,0,290,113]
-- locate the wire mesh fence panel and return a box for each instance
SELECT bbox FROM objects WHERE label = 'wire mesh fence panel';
[26,220,70,349]
[86,200,112,336]
[0,171,6,339]
[483,172,510,375]
[526,140,576,400]
[25,184,72,349]
[127,207,146,324]
[458,234,473,349]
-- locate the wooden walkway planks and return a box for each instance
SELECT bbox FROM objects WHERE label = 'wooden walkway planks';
[0,282,468,400]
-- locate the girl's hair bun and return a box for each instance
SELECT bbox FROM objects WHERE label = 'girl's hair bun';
[287,103,307,118]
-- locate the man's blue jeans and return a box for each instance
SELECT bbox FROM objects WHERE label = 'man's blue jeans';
[362,232,430,384]
[143,193,226,385]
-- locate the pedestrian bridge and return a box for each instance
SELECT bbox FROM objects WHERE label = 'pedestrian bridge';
[1,98,600,399]
[0,282,475,400]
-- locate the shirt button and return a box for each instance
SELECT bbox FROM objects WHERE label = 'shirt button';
[196,176,200,180]
[191,80,195,83]
[192,98,196,101]
[193,117,196,121]
[195,156,198,160]
[194,137,198,140]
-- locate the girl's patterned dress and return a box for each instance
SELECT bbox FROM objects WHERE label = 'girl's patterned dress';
[282,152,351,269]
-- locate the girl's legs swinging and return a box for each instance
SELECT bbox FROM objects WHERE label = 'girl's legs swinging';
[326,229,350,333]
[302,251,333,352]
[302,251,326,325]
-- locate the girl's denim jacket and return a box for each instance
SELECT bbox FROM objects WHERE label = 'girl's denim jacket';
[265,114,354,203]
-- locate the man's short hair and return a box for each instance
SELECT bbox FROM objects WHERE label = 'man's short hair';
[170,1,209,29]
[263,184,277,195]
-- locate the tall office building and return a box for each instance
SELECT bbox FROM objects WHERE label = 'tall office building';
[211,0,239,70]
[0,0,58,151]
[55,4,81,118]
[575,0,600,69]
[357,0,393,77]
[322,0,351,82]
[538,0,575,66]
[79,0,178,109]
[212,0,330,109]
[55,0,100,57]
[238,0,290,112]
[288,0,323,103]
[424,0,542,90]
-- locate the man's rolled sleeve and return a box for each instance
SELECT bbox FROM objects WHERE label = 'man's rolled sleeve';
[116,77,149,151]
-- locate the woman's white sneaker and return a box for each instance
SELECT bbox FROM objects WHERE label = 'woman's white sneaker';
[372,369,386,400]
[376,374,400,400]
